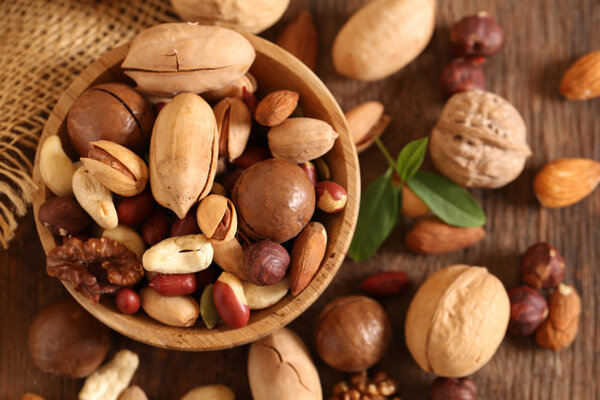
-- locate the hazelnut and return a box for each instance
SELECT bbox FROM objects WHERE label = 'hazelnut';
[431,377,477,400]
[508,286,549,336]
[521,242,566,289]
[232,159,315,243]
[243,240,290,286]
[315,295,391,372]
[315,181,348,213]
[67,83,155,156]
[450,12,504,57]
[439,58,486,96]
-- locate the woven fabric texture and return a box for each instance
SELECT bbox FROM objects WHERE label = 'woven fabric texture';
[0,0,176,248]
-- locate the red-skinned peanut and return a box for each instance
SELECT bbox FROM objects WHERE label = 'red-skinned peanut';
[115,288,141,314]
[148,273,198,296]
[315,181,347,213]
[213,272,250,329]
[196,266,220,289]
[142,210,170,246]
[117,191,156,226]
[170,208,201,237]
[299,161,318,186]
[231,146,271,169]
[360,271,410,297]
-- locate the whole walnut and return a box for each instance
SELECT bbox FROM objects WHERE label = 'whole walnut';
[232,159,315,243]
[429,90,531,188]
[67,83,155,156]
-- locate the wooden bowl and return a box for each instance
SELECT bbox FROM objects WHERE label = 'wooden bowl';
[32,35,359,351]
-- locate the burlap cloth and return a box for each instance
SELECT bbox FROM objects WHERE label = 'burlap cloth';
[0,0,177,248]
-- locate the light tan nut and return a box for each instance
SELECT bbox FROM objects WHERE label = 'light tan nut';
[255,90,299,127]
[202,73,257,102]
[79,350,139,400]
[290,222,327,296]
[72,167,118,229]
[210,237,247,280]
[81,140,148,197]
[22,394,45,400]
[405,217,485,255]
[535,284,582,351]
[214,97,252,162]
[345,101,390,153]
[140,287,199,327]
[197,194,237,241]
[150,92,219,218]
[118,386,148,400]
[102,225,146,262]
[122,23,255,97]
[248,328,322,400]
[40,135,76,196]
[276,11,318,71]
[559,50,600,100]
[268,118,338,164]
[180,384,235,400]
[142,234,213,274]
[243,278,289,310]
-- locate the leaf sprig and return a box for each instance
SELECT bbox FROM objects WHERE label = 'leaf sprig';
[349,137,486,262]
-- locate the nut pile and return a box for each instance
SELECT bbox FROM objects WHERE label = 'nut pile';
[38,22,348,330]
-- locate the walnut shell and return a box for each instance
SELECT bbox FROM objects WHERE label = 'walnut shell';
[405,264,510,377]
[429,90,531,188]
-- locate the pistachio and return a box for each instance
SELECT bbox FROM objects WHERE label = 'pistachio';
[40,135,77,196]
[213,97,252,162]
[142,234,213,274]
[150,93,219,218]
[196,194,238,241]
[210,237,247,280]
[344,101,390,153]
[202,72,258,102]
[81,140,148,197]
[122,23,256,97]
[268,118,339,164]
[72,167,118,229]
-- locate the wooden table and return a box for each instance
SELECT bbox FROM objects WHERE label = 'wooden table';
[1,0,599,399]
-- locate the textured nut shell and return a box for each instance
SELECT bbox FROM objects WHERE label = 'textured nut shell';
[214,97,252,161]
[290,222,327,296]
[122,23,256,96]
[40,136,76,196]
[332,0,436,81]
[268,118,339,164]
[248,327,322,400]
[171,0,290,34]
[197,194,237,241]
[202,72,257,102]
[102,225,146,262]
[405,265,510,377]
[243,278,289,310]
[559,50,600,100]
[210,237,246,280]
[118,386,148,400]
[430,90,532,188]
[533,158,600,208]
[180,384,235,400]
[140,287,199,327]
[142,234,213,274]
[149,93,218,218]
[79,350,139,400]
[81,140,148,197]
[72,167,118,229]
[535,284,581,351]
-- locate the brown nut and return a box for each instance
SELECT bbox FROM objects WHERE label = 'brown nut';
[290,222,327,296]
[38,196,91,236]
[450,12,504,57]
[315,295,391,372]
[142,210,170,246]
[276,11,318,71]
[22,394,45,400]
[28,298,111,378]
[536,284,581,351]
[214,97,252,162]
[233,159,315,243]
[81,140,149,197]
[197,194,238,241]
[431,377,477,400]
[268,118,338,164]
[344,101,391,153]
[255,90,299,127]
[559,50,600,100]
[360,271,409,297]
[400,183,429,218]
[231,146,271,169]
[67,83,154,156]
[521,242,566,289]
[243,240,290,286]
[508,286,549,336]
[170,207,201,237]
[316,181,347,213]
[405,217,485,255]
[439,58,486,96]
[117,191,156,227]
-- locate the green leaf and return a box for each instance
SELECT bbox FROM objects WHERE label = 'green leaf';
[406,171,486,228]
[349,169,400,262]
[395,137,429,182]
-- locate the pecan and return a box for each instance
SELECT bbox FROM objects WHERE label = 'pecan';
[47,237,143,303]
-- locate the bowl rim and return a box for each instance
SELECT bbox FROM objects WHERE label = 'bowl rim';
[32,34,360,351]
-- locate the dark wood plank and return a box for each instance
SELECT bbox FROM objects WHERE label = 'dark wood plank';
[1,0,599,399]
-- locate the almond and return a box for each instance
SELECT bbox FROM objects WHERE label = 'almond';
[345,101,390,153]
[405,217,485,255]
[289,222,327,296]
[535,284,581,351]
[533,158,600,208]
[255,90,299,127]
[559,50,600,100]
[276,11,319,71]
[400,183,430,218]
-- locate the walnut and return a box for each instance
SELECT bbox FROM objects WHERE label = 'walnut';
[330,371,402,400]
[429,90,531,188]
[47,237,143,303]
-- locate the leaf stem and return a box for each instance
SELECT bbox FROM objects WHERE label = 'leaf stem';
[374,138,397,172]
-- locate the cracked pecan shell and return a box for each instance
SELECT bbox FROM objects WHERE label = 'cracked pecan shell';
[46,237,143,303]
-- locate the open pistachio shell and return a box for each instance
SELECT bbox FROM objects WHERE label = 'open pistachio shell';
[197,194,238,241]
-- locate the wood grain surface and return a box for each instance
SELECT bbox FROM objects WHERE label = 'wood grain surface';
[1,0,599,399]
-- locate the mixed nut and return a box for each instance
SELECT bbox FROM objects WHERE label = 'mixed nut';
[38,22,348,330]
